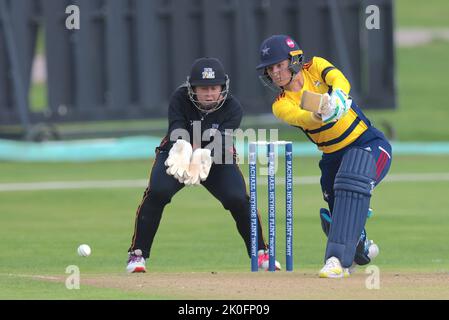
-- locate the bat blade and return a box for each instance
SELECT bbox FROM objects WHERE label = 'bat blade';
[300,91,328,113]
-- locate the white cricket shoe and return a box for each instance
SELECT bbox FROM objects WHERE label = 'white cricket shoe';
[319,256,350,278]
[126,249,146,273]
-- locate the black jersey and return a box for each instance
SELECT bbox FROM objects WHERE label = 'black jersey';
[157,85,243,160]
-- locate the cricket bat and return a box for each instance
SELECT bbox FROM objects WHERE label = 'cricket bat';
[300,91,329,113]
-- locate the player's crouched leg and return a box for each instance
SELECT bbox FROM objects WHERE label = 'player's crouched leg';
[127,153,185,273]
[219,191,252,234]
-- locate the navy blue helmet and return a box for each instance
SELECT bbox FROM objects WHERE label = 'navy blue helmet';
[257,35,303,71]
[256,35,304,91]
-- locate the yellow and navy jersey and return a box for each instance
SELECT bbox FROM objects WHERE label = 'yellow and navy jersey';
[272,56,371,153]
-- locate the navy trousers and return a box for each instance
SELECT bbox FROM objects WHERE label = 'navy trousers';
[319,138,392,213]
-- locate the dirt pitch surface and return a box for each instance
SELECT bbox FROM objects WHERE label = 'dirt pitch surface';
[42,271,449,299]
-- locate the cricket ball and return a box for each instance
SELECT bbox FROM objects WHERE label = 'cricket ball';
[77,244,91,257]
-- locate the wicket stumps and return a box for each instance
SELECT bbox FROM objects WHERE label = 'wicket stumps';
[249,141,293,272]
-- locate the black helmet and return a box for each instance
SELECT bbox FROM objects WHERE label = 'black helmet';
[189,57,227,86]
[186,57,230,113]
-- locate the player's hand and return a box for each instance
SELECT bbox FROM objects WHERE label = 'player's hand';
[320,89,351,123]
[184,148,212,186]
[164,139,193,182]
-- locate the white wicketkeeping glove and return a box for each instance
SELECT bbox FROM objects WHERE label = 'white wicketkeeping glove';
[320,89,352,124]
[183,148,212,186]
[164,139,193,183]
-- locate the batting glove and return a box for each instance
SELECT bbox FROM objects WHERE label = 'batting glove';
[320,89,352,123]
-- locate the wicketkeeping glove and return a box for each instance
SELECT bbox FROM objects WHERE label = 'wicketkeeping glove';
[183,148,212,186]
[320,88,352,124]
[164,139,193,183]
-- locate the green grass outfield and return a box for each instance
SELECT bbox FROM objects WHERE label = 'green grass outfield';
[0,154,448,299]
[396,0,449,27]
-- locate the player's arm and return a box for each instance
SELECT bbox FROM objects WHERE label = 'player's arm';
[164,90,193,183]
[308,57,352,123]
[314,57,351,94]
[167,90,190,141]
[273,97,322,128]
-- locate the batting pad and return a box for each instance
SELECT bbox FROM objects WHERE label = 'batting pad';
[325,148,376,267]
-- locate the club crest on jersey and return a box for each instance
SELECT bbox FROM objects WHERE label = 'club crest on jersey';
[202,68,215,79]
[314,80,322,87]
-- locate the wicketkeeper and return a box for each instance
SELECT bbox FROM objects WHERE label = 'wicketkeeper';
[256,35,392,278]
[126,57,280,273]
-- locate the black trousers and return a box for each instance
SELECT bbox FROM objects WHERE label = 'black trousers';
[128,151,267,259]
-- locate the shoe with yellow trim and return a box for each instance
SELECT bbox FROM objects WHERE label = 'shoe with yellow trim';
[319,256,350,278]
